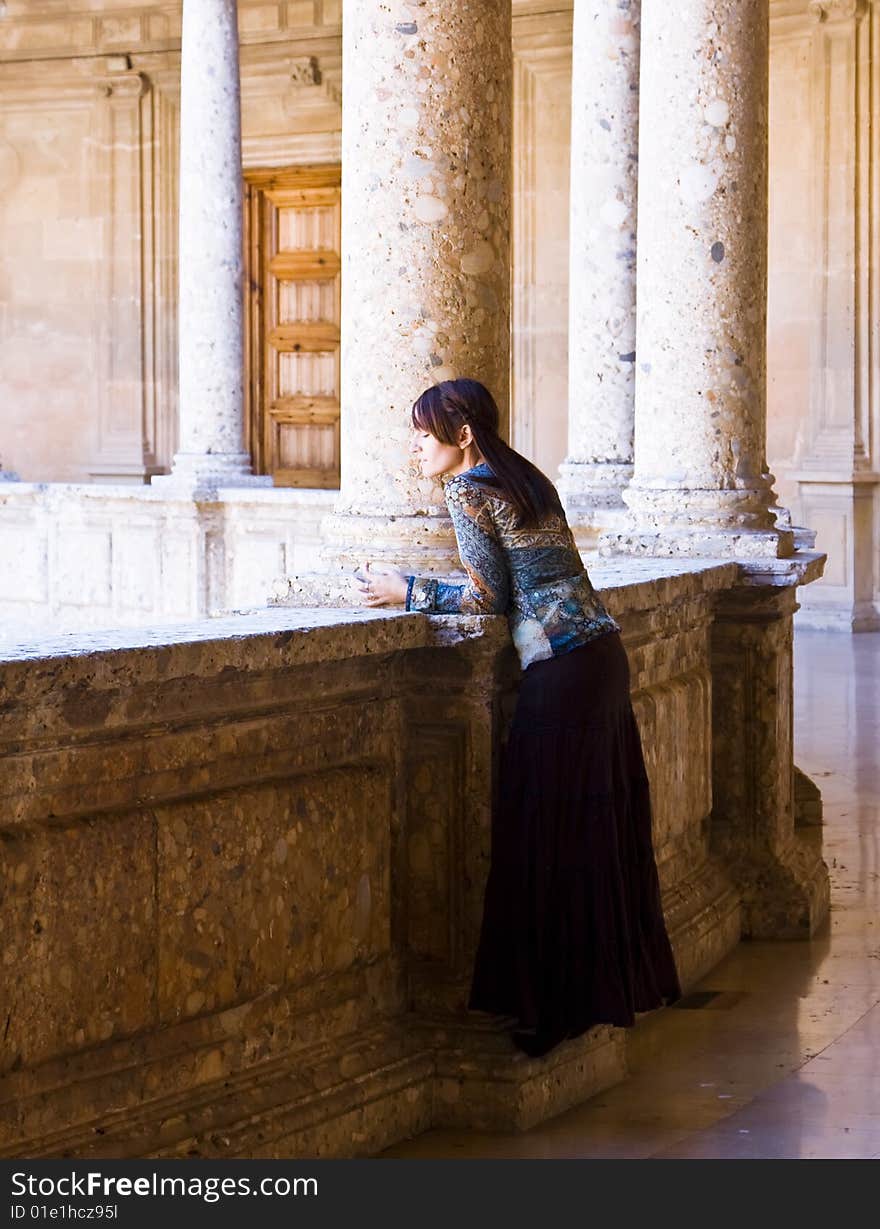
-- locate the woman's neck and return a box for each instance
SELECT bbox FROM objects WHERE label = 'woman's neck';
[448,447,485,477]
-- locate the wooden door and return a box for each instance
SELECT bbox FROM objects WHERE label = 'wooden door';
[244,165,341,487]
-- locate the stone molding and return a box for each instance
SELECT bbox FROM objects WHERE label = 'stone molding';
[0,2,341,61]
[807,0,868,21]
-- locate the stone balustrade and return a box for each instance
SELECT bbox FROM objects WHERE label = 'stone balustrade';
[0,482,335,637]
[0,558,827,1157]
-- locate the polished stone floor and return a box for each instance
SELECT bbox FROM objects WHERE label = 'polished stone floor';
[384,629,880,1159]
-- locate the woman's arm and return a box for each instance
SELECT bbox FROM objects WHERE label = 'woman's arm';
[406,477,509,615]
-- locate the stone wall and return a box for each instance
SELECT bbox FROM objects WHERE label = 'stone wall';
[0,483,334,638]
[2,560,802,1158]
[767,0,880,630]
[0,0,342,485]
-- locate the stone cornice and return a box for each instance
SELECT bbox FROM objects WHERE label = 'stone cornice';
[771,0,873,20]
[807,0,868,20]
[0,2,341,63]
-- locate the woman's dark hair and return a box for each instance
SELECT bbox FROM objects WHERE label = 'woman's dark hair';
[411,378,559,528]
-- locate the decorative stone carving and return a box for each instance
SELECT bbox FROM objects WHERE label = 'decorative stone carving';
[289,56,321,87]
[96,70,150,101]
[807,0,867,22]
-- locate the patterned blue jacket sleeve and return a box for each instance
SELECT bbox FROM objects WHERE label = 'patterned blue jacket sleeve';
[406,477,510,615]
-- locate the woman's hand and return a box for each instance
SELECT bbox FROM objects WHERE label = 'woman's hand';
[355,561,409,607]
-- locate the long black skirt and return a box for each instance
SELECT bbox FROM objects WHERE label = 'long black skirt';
[468,630,681,1057]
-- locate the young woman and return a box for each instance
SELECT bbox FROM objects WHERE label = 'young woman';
[359,378,680,1057]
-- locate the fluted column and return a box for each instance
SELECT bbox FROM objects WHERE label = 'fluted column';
[614,0,792,558]
[323,0,512,570]
[154,0,267,496]
[558,0,640,546]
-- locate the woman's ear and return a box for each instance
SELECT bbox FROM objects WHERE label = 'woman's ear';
[458,423,474,450]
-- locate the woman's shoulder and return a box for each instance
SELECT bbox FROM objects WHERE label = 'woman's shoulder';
[444,464,499,500]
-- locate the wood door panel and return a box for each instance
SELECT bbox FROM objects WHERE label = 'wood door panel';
[269,251,342,281]
[268,322,341,352]
[244,164,341,487]
[277,352,338,397]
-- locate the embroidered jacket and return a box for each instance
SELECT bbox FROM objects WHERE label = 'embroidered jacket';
[405,463,619,669]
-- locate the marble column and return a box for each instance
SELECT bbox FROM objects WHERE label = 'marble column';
[154,0,268,496]
[321,0,512,571]
[558,0,640,547]
[614,0,792,558]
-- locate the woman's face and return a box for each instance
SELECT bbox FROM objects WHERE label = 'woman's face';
[410,428,468,479]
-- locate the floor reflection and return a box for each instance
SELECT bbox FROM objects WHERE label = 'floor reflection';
[382,629,880,1159]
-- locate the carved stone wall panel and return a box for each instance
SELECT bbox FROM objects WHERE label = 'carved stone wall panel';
[403,723,466,972]
[0,3,341,61]
[0,85,101,482]
[142,71,180,475]
[89,70,154,481]
[767,19,816,516]
[0,60,181,483]
[512,21,572,479]
[1,810,156,1076]
[155,765,392,1027]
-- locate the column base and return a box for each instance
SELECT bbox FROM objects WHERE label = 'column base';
[602,526,795,559]
[794,766,823,829]
[603,484,796,558]
[713,832,830,940]
[321,510,461,572]
[268,510,465,609]
[151,453,272,499]
[557,461,633,550]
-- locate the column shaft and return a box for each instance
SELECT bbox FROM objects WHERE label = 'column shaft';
[326,0,512,568]
[619,0,790,557]
[158,0,265,494]
[559,0,640,542]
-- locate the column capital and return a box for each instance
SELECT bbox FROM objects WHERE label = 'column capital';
[96,70,151,102]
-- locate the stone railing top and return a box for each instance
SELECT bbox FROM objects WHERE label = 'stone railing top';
[0,558,741,669]
[0,607,425,668]
[0,553,826,676]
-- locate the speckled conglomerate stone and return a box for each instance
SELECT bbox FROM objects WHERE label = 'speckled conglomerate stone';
[621,0,788,553]
[326,0,512,569]
[0,561,827,1156]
